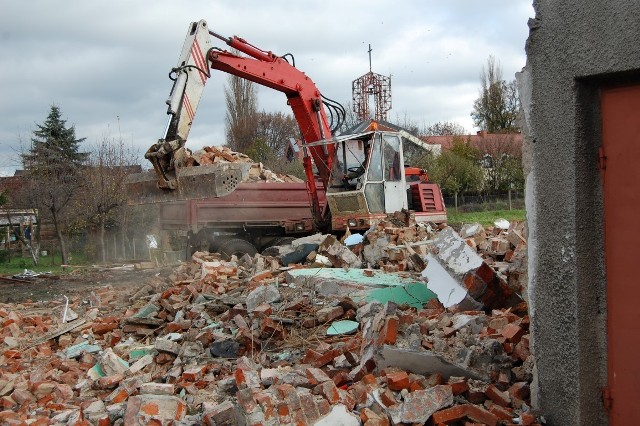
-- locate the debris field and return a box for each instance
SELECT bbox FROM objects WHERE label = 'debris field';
[0,216,541,425]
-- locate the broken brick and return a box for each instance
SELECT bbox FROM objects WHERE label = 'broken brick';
[316,305,344,323]
[432,404,498,426]
[485,384,511,407]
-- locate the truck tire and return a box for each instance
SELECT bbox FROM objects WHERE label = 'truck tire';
[220,239,258,260]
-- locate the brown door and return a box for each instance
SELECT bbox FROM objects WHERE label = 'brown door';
[601,84,640,422]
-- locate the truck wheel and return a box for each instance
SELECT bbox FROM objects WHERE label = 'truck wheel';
[220,239,258,260]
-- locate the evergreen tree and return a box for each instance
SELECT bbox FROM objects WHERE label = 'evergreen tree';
[22,105,87,265]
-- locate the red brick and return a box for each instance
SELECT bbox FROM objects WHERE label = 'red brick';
[95,374,124,389]
[361,374,377,386]
[260,317,286,339]
[254,391,277,422]
[379,388,397,407]
[11,388,34,406]
[338,388,357,411]
[501,323,525,343]
[488,404,513,421]
[378,316,399,345]
[92,322,118,335]
[299,391,320,423]
[183,366,206,382]
[332,370,350,387]
[463,274,487,298]
[0,397,16,410]
[508,382,530,401]
[314,381,341,404]
[520,412,536,425]
[364,420,390,426]
[348,382,369,405]
[234,367,261,390]
[236,388,257,413]
[386,371,410,391]
[432,404,498,426]
[164,322,183,333]
[106,387,129,404]
[316,397,331,417]
[485,384,511,407]
[360,408,390,425]
[514,335,531,361]
[316,306,344,323]
[409,380,425,392]
[448,377,470,395]
[252,303,272,317]
[305,367,331,386]
[302,349,338,368]
[31,381,56,399]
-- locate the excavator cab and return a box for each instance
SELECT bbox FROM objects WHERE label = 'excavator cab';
[324,129,446,231]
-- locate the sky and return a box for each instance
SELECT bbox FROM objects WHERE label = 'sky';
[0,0,534,176]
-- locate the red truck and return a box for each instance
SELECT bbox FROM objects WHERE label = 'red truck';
[158,181,326,258]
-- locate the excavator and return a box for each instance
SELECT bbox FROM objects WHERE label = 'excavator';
[127,19,446,239]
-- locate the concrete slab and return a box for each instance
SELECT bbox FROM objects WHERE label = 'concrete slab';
[377,345,485,381]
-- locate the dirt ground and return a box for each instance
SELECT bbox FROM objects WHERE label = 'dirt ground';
[0,267,172,305]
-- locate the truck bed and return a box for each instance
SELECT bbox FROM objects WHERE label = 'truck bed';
[159,181,325,233]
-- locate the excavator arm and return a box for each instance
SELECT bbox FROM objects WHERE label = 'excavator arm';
[145,20,212,190]
[132,19,336,224]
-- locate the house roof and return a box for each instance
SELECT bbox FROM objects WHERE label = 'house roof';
[341,119,405,135]
[420,132,523,155]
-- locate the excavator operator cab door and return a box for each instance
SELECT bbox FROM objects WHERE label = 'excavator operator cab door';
[364,133,407,213]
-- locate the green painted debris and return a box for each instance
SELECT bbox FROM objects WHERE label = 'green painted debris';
[63,341,101,358]
[327,320,359,335]
[366,283,437,309]
[129,347,154,362]
[286,268,437,309]
[87,363,106,379]
[287,267,420,287]
[132,302,160,319]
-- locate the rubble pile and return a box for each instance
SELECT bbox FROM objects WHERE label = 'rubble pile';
[185,145,304,184]
[0,219,542,425]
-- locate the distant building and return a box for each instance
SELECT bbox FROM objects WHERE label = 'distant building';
[419,131,523,158]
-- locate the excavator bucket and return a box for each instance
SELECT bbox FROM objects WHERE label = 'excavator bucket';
[125,162,251,204]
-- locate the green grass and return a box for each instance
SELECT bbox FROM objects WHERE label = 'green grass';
[0,251,89,275]
[446,209,526,227]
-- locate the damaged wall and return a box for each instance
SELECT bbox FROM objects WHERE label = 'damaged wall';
[518,1,640,425]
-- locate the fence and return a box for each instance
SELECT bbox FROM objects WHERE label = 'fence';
[442,192,525,211]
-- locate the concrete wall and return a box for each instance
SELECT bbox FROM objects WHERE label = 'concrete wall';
[518,1,640,425]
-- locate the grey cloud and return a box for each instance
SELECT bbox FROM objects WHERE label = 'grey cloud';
[0,0,533,176]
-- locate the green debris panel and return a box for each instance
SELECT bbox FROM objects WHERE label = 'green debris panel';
[327,320,360,336]
[366,283,436,309]
[286,268,436,309]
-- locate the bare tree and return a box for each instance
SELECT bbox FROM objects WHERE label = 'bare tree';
[224,72,259,152]
[471,56,520,133]
[423,121,467,137]
[336,101,363,134]
[474,133,524,193]
[255,111,299,158]
[81,135,139,263]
